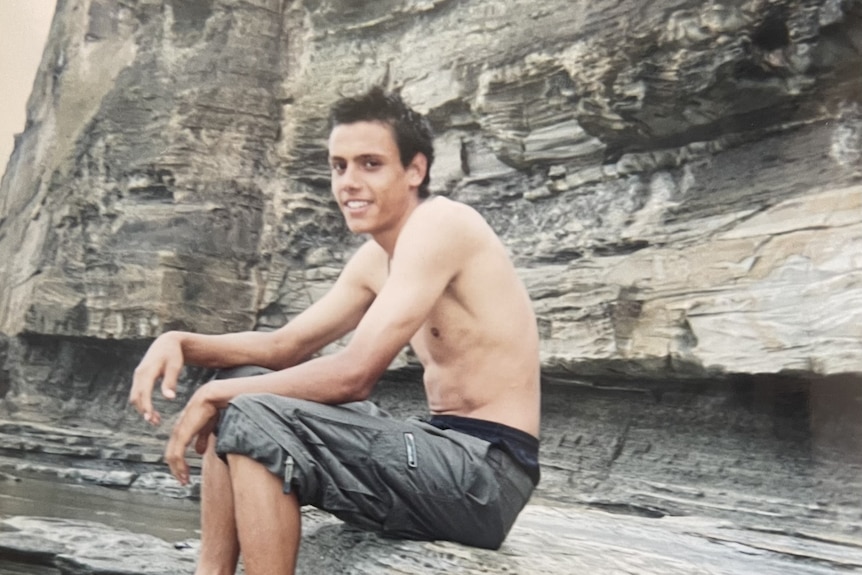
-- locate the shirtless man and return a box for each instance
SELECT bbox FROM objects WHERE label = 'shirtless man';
[129,87,541,575]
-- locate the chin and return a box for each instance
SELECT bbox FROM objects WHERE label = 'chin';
[345,220,372,235]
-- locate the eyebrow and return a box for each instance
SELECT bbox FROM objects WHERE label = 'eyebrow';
[328,153,385,162]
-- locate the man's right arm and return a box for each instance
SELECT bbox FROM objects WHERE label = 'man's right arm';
[129,241,382,424]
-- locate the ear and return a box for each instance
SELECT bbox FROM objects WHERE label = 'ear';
[406,152,428,189]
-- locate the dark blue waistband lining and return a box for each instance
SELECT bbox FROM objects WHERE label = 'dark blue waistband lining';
[424,414,540,485]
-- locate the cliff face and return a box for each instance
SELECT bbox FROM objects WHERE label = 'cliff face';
[0,0,861,424]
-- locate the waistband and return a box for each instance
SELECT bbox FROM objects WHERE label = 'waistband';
[424,414,540,485]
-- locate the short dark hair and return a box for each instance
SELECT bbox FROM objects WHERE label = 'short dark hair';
[329,86,434,198]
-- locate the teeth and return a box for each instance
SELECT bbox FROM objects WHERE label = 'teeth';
[346,200,370,208]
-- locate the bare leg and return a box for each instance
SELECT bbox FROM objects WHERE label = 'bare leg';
[227,453,301,575]
[195,435,240,575]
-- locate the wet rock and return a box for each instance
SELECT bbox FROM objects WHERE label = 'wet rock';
[60,469,137,488]
[0,517,197,575]
[130,472,201,500]
[2,506,860,575]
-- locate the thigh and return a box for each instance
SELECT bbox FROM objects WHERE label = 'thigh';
[216,394,400,530]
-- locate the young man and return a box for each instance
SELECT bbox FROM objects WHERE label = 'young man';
[129,87,541,575]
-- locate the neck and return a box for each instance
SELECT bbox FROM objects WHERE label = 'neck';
[371,195,424,255]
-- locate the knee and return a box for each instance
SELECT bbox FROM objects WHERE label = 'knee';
[226,392,309,416]
[223,392,273,415]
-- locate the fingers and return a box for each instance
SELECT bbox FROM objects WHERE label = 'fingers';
[167,404,216,485]
[165,449,190,485]
[129,366,158,425]
[160,360,181,400]
[129,333,184,425]
[165,429,191,485]
[130,362,181,425]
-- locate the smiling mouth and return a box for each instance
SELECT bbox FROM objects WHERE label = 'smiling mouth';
[344,200,371,209]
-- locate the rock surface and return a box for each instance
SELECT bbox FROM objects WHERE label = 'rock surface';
[0,516,197,575]
[2,505,861,575]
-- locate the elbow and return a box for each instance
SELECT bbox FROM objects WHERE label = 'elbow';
[341,365,377,403]
[345,382,373,403]
[336,350,385,403]
[267,330,312,370]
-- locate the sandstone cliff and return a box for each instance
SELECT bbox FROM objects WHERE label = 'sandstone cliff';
[0,0,860,420]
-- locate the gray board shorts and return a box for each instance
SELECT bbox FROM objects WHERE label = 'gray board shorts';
[214,374,535,550]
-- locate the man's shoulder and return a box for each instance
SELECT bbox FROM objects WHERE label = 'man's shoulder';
[408,196,490,238]
[418,195,479,218]
[390,197,497,280]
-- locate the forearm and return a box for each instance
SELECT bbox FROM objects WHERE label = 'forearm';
[172,330,307,370]
[200,351,377,408]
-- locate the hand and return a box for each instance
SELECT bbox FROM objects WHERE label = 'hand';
[164,386,219,485]
[129,332,185,425]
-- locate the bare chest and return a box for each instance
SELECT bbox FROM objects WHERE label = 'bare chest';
[409,292,477,365]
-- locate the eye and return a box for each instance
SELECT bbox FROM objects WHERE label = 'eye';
[330,161,346,174]
[362,158,381,169]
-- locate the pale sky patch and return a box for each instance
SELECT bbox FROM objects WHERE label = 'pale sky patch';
[0,1,55,179]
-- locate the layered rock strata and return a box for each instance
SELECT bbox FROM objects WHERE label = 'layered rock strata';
[1,1,860,426]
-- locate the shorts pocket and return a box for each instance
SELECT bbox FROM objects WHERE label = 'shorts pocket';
[295,412,385,523]
[370,428,505,548]
[371,428,479,499]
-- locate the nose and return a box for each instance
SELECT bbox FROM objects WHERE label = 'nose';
[339,163,360,191]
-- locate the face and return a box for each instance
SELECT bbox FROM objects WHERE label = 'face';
[328,121,425,240]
